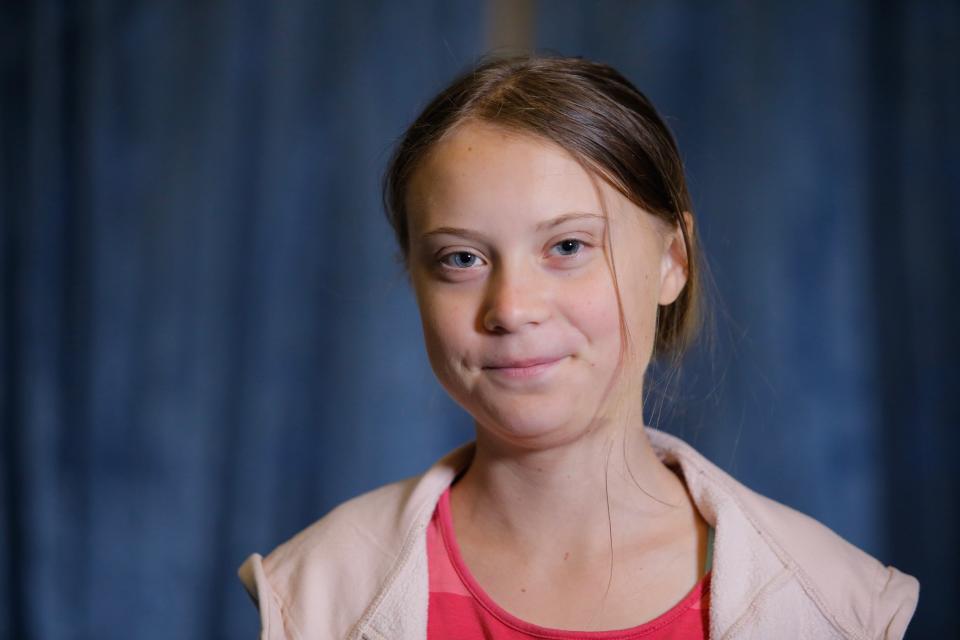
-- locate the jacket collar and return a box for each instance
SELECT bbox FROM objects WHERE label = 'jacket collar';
[358,430,792,639]
[646,429,790,637]
[357,443,475,639]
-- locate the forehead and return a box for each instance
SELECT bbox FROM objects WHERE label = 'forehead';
[406,121,608,232]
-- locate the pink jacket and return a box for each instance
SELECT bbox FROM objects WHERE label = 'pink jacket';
[238,429,918,639]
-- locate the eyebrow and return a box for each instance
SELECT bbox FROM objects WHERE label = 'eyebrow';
[419,211,606,241]
[536,211,606,231]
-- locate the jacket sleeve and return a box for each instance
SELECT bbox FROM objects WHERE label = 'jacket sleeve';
[238,553,297,640]
[872,565,919,639]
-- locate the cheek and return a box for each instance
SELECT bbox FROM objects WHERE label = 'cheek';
[416,288,475,367]
[619,262,663,358]
[560,274,623,356]
[572,289,620,341]
[578,251,662,366]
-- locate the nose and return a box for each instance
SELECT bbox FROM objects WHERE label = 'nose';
[481,264,550,334]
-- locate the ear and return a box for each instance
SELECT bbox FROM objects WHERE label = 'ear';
[658,212,692,306]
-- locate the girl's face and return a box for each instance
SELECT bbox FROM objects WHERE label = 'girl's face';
[405,121,688,450]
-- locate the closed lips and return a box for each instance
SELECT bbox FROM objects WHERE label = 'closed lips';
[484,356,565,369]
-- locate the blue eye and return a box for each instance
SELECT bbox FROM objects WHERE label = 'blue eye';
[553,239,584,256]
[442,251,481,269]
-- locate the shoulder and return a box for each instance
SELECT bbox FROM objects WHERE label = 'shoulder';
[648,429,919,639]
[264,474,423,579]
[740,480,919,638]
[238,443,473,639]
[237,477,419,639]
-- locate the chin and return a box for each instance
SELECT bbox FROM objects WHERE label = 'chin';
[469,397,595,450]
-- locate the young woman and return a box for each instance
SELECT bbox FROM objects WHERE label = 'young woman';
[238,55,918,639]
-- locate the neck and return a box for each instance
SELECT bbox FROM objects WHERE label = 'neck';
[451,418,690,559]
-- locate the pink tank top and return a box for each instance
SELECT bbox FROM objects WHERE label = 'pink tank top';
[427,487,711,639]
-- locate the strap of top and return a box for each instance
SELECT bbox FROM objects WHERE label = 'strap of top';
[704,526,715,575]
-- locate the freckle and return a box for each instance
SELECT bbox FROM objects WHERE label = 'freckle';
[536,467,543,472]
[563,552,570,561]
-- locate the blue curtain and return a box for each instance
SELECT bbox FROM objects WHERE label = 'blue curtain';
[2,1,955,637]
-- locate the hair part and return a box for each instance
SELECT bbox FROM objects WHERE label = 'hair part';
[383,54,704,363]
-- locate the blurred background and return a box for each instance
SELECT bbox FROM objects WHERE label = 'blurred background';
[1,1,957,637]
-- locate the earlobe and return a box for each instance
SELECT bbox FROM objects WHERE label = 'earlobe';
[658,212,692,306]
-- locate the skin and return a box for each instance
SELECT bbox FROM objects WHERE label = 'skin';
[406,120,708,630]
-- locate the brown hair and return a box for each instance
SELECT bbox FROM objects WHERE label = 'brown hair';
[383,54,703,362]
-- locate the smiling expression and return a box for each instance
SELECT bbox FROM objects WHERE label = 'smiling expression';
[405,121,688,449]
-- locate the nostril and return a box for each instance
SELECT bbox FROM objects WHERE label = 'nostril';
[481,308,512,335]
[482,303,545,335]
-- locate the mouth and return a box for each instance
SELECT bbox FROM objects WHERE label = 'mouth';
[482,356,567,380]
